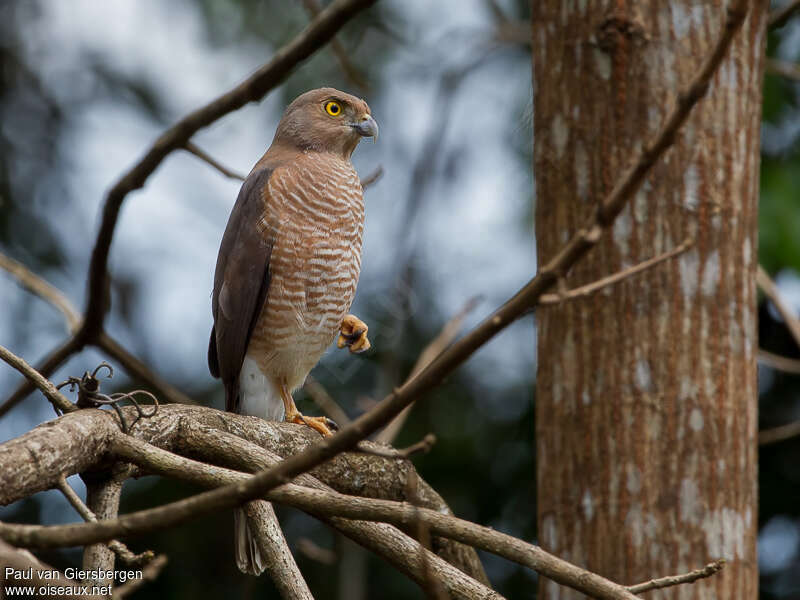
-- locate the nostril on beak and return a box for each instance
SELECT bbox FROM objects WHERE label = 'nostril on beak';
[353,115,379,141]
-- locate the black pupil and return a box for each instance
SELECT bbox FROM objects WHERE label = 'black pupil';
[329,103,339,113]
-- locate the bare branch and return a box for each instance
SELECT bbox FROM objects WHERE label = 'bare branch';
[296,538,337,565]
[183,142,246,181]
[57,475,153,568]
[769,0,800,28]
[766,58,800,82]
[303,374,351,426]
[0,251,81,333]
[376,296,481,445]
[539,240,692,304]
[0,336,83,417]
[95,333,195,406]
[0,344,75,414]
[759,419,800,446]
[114,432,639,600]
[81,0,377,344]
[758,349,800,375]
[757,265,800,351]
[0,539,91,600]
[112,554,168,600]
[627,559,725,594]
[359,165,384,189]
[360,433,437,459]
[242,500,314,600]
[299,0,370,92]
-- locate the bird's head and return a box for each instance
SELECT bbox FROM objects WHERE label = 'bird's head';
[272,87,378,159]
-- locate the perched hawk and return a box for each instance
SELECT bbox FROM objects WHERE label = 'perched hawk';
[208,88,377,575]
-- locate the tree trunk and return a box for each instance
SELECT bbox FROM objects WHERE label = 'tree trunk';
[532,2,765,598]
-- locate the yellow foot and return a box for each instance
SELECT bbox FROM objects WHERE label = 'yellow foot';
[286,412,338,437]
[337,314,371,354]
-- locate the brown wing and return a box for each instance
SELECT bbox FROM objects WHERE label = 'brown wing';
[208,167,275,413]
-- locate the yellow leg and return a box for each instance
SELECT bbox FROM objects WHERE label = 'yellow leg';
[280,382,336,437]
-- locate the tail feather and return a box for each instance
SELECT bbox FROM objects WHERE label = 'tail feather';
[234,507,266,576]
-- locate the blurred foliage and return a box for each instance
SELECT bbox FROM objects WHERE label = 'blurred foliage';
[1,0,800,598]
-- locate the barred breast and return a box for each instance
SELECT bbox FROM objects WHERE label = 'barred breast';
[246,152,365,391]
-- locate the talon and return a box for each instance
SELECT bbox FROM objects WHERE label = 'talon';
[287,412,337,437]
[338,314,371,354]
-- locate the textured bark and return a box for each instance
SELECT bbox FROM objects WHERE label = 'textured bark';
[0,404,487,585]
[532,1,764,598]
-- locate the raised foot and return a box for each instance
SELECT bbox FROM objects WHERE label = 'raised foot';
[337,314,371,354]
[286,412,339,437]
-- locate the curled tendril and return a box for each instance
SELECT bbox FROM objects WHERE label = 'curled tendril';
[55,362,158,433]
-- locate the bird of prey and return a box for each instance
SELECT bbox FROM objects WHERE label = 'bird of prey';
[208,87,378,574]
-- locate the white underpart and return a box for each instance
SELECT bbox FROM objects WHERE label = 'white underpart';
[239,355,285,420]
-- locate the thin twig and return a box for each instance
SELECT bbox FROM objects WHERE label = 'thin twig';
[758,349,800,374]
[96,333,195,406]
[300,0,370,92]
[759,419,800,446]
[769,0,800,28]
[627,559,725,594]
[0,252,81,333]
[112,554,168,599]
[539,240,692,304]
[360,165,384,189]
[766,58,800,82]
[296,537,337,565]
[56,475,154,566]
[359,433,437,459]
[406,472,449,600]
[183,142,246,181]
[0,344,75,414]
[757,265,800,351]
[375,296,481,445]
[303,374,351,426]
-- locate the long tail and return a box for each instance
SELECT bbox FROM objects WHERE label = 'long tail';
[234,507,266,575]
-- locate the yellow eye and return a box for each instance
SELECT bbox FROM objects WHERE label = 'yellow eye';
[325,101,342,116]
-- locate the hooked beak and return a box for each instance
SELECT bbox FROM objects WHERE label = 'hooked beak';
[351,114,379,142]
